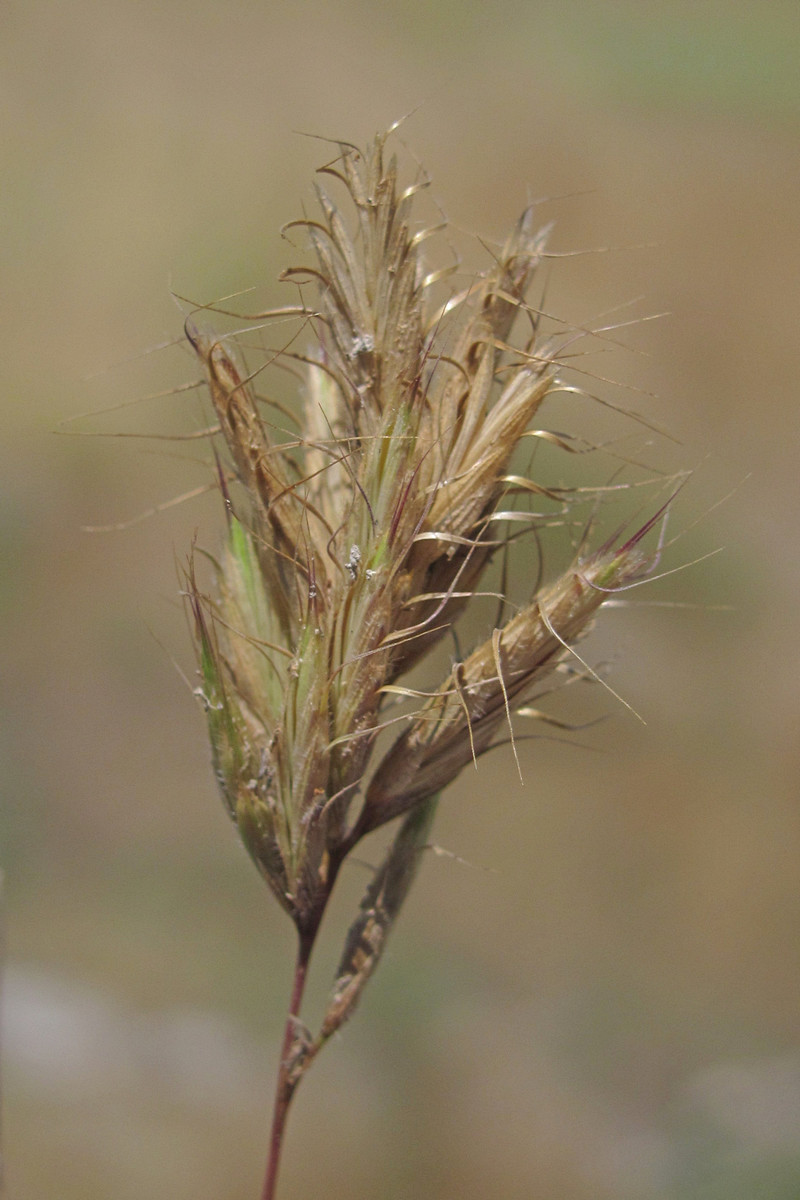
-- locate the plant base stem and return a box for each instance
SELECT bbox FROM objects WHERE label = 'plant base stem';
[261,936,312,1200]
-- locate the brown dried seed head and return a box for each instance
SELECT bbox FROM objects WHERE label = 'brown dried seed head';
[186,131,640,932]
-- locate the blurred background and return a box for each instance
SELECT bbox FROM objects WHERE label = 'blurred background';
[2,1,799,1197]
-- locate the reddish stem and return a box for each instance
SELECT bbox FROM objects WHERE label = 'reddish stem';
[260,934,313,1200]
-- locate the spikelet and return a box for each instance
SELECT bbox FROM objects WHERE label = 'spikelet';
[185,131,654,951]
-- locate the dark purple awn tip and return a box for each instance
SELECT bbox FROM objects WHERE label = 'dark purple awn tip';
[597,518,631,557]
[617,479,687,554]
[188,590,206,637]
[388,458,423,547]
[595,475,687,561]
[212,445,233,524]
[184,316,201,350]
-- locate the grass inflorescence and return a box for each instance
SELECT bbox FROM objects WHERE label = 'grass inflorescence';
[178,128,671,1199]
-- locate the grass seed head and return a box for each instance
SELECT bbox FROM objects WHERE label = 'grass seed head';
[185,131,654,933]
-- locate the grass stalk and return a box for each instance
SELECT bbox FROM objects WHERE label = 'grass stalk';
[261,932,314,1200]
[168,130,672,1197]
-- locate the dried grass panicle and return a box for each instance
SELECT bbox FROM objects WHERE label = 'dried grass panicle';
[185,131,654,950]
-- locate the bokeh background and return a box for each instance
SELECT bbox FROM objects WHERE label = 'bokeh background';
[3,2,799,1198]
